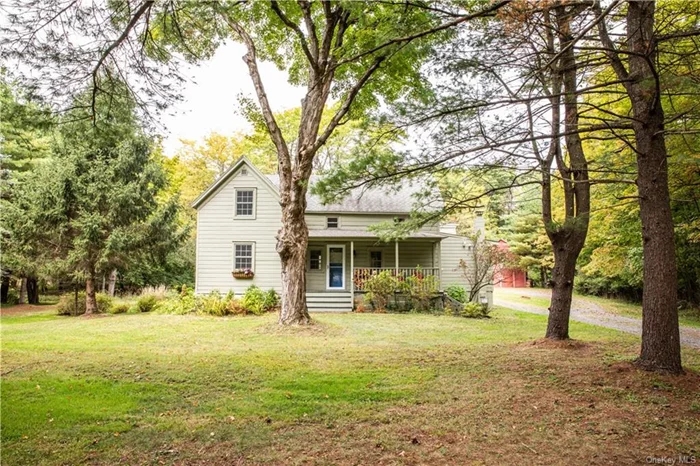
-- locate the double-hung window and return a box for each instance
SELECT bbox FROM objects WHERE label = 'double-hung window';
[234,243,254,270]
[309,250,322,270]
[326,217,339,228]
[235,189,255,218]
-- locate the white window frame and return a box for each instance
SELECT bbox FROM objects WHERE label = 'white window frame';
[234,188,257,219]
[233,242,256,271]
[326,216,340,229]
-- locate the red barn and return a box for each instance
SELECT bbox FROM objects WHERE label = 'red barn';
[494,240,528,288]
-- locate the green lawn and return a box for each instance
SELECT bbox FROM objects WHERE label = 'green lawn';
[2,308,699,465]
[496,290,700,328]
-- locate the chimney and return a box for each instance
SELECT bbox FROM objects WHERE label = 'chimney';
[473,209,485,237]
[439,223,457,235]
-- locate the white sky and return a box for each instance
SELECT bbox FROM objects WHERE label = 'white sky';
[160,41,306,156]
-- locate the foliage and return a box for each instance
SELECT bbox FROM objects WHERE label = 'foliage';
[135,295,160,313]
[459,302,490,319]
[198,291,233,317]
[5,289,19,305]
[156,286,278,317]
[445,285,468,304]
[156,288,198,315]
[241,286,279,316]
[56,292,113,316]
[0,76,54,177]
[2,84,188,309]
[399,270,439,312]
[109,304,130,314]
[363,271,397,312]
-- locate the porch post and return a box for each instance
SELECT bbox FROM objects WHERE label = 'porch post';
[395,241,399,273]
[350,240,354,309]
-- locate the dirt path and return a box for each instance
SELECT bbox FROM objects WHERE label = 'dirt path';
[494,288,700,349]
[0,304,57,316]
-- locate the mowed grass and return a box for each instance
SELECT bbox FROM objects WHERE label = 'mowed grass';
[496,290,700,328]
[2,308,699,465]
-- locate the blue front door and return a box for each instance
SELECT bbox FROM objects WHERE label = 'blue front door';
[328,246,344,289]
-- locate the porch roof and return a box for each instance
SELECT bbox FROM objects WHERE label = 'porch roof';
[308,229,447,239]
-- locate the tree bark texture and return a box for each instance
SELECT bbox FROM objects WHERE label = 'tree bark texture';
[18,277,27,304]
[627,1,681,373]
[85,271,98,315]
[594,0,681,372]
[26,276,39,305]
[541,4,591,340]
[277,210,311,325]
[108,269,117,297]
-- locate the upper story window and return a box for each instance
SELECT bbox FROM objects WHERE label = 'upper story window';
[394,217,406,224]
[235,188,255,218]
[234,242,254,270]
[370,251,382,268]
[326,217,339,229]
[309,250,322,270]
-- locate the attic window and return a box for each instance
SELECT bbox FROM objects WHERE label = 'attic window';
[240,167,248,176]
[326,217,339,229]
[235,188,256,218]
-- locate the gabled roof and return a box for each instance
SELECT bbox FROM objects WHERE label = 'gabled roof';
[192,157,442,214]
[265,175,441,214]
[191,156,279,209]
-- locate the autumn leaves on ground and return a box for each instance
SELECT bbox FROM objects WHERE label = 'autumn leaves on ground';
[2,306,699,465]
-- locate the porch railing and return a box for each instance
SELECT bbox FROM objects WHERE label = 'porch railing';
[353,267,440,292]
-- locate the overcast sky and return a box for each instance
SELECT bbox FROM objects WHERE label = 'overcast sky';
[160,41,306,156]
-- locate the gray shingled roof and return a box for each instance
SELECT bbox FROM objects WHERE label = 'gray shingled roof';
[266,175,442,214]
[308,229,447,239]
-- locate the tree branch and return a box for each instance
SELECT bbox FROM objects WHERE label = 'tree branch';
[313,55,386,152]
[270,0,318,70]
[90,0,154,120]
[216,5,292,179]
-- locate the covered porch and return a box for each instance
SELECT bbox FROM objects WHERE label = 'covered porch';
[304,230,445,311]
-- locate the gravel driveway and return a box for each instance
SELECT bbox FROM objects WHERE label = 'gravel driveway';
[493,288,700,349]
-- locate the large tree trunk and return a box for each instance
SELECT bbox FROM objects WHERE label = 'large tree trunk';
[1,273,10,304]
[546,238,584,339]
[277,203,311,325]
[85,271,98,315]
[107,269,117,297]
[18,277,27,304]
[542,4,591,340]
[627,1,681,373]
[26,276,39,305]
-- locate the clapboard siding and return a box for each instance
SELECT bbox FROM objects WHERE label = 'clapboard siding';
[304,240,438,292]
[195,159,485,302]
[196,166,282,295]
[439,236,493,306]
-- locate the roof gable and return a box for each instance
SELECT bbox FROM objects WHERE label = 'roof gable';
[191,156,279,210]
[192,157,442,214]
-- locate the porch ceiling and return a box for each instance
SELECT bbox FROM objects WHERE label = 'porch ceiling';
[308,229,447,239]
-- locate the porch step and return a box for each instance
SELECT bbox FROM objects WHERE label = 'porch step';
[306,292,353,312]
